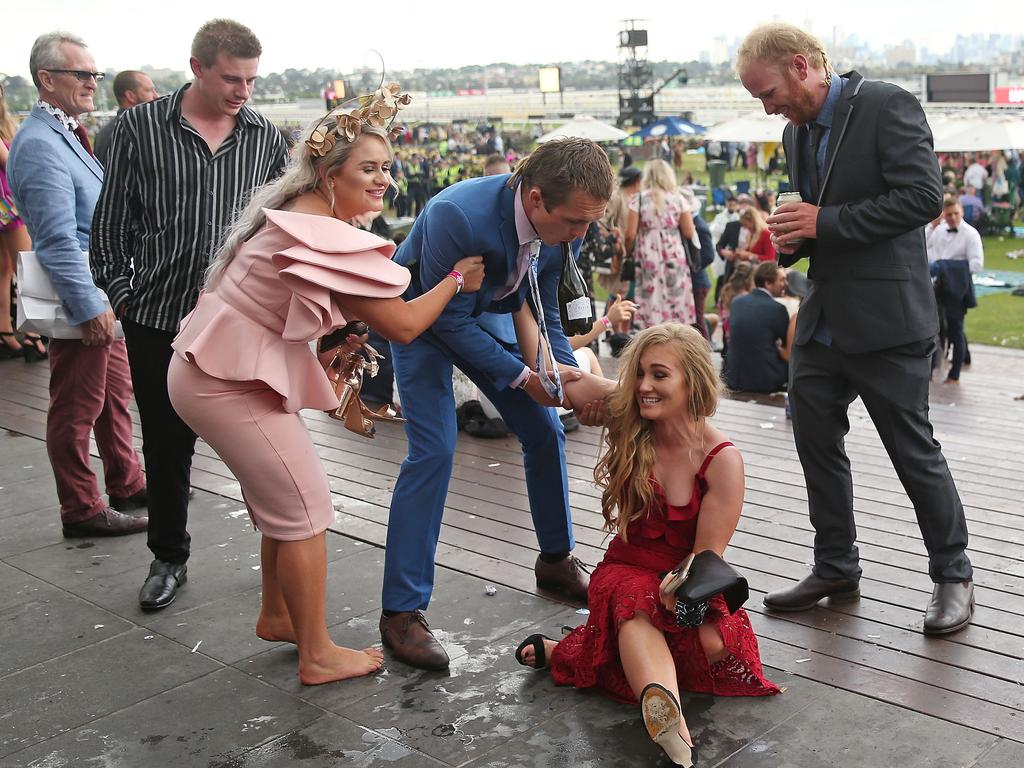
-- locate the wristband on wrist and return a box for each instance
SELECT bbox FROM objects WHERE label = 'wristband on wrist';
[447,270,464,293]
[599,315,612,330]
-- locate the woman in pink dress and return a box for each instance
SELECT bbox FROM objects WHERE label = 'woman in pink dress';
[625,160,697,330]
[0,84,44,361]
[166,91,484,686]
[516,324,780,767]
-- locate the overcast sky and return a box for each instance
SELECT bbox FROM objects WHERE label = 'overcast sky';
[4,1,1020,79]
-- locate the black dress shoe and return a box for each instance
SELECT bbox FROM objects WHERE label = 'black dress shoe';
[535,554,590,605]
[923,581,974,635]
[379,611,450,670]
[109,487,148,512]
[763,572,860,612]
[62,507,148,538]
[139,560,188,611]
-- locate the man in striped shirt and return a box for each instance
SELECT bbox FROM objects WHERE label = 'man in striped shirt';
[91,19,288,611]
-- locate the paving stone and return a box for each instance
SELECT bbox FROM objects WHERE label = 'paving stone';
[721,686,998,767]
[199,711,449,768]
[461,669,816,768]
[0,508,65,558]
[0,628,221,757]
[973,739,1024,768]
[329,634,587,765]
[2,667,322,768]
[0,562,133,676]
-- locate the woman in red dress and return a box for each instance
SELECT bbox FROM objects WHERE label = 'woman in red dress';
[516,323,780,766]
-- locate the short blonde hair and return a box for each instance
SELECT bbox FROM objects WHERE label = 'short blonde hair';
[736,23,831,75]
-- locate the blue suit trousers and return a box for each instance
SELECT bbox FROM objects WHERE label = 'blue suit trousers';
[383,330,575,612]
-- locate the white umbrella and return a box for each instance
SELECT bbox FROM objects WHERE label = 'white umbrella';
[930,115,1024,152]
[537,115,629,143]
[705,111,789,143]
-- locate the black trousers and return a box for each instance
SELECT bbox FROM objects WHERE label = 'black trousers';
[789,338,972,584]
[123,318,197,564]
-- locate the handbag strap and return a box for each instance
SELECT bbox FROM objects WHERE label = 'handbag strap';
[698,441,734,476]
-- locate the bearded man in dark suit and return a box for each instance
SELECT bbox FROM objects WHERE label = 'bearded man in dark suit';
[737,23,974,635]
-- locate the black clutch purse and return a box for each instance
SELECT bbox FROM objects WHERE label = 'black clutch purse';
[669,550,749,614]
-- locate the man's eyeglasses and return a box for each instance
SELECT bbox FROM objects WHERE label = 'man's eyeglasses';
[46,70,106,82]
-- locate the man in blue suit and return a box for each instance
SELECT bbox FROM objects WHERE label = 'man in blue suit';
[8,32,147,538]
[381,139,615,670]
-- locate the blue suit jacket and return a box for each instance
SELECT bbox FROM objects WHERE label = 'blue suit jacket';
[395,174,577,389]
[7,104,107,325]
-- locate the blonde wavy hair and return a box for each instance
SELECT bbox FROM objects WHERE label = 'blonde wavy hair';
[595,324,721,539]
[736,23,833,85]
[641,159,679,215]
[205,123,394,288]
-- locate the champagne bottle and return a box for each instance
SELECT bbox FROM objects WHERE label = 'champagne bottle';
[558,241,594,336]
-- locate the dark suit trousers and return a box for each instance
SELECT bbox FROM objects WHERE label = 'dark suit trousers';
[940,304,967,381]
[123,319,197,564]
[789,339,972,584]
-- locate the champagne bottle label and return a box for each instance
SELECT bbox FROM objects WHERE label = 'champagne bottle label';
[565,296,592,321]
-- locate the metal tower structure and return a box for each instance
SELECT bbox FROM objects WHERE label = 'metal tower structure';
[617,20,655,128]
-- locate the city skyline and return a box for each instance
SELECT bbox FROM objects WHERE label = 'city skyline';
[4,1,1023,80]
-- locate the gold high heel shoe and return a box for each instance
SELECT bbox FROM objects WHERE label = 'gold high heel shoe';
[324,342,405,438]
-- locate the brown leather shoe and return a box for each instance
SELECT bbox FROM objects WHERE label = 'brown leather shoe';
[763,572,860,611]
[535,554,590,605]
[62,507,148,538]
[109,487,148,512]
[379,611,450,671]
[923,581,974,635]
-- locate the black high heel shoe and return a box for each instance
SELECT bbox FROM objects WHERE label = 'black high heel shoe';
[22,334,48,362]
[0,331,22,361]
[514,633,554,670]
[640,683,698,767]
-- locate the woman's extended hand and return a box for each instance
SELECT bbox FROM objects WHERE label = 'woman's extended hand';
[453,256,485,293]
[606,295,637,326]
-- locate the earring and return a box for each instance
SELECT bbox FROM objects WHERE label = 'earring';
[328,179,336,213]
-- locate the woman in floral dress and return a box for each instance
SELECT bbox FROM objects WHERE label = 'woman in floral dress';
[516,324,780,767]
[625,160,697,330]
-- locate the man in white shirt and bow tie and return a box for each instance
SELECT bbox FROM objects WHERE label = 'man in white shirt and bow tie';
[927,196,984,383]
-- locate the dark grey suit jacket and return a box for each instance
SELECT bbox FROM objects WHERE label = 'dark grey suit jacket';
[781,71,942,354]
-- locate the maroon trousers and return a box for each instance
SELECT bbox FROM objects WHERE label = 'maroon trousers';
[46,339,145,523]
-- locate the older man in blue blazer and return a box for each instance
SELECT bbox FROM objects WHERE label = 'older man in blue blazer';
[8,32,147,538]
[380,139,615,670]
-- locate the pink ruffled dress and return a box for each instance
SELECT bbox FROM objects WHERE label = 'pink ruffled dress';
[549,442,780,702]
[167,209,409,539]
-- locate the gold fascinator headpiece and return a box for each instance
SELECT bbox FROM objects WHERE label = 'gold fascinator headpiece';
[306,82,412,158]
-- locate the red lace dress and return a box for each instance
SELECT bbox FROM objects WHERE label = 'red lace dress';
[549,442,780,703]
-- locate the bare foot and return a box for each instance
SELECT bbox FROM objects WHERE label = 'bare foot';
[299,645,384,685]
[564,370,616,409]
[255,612,296,644]
[518,637,557,669]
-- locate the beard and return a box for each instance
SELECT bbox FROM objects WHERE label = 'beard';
[786,71,822,125]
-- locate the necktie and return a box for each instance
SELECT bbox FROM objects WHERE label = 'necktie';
[73,124,94,157]
[526,243,563,402]
[947,227,958,234]
[807,123,823,199]
[497,238,539,300]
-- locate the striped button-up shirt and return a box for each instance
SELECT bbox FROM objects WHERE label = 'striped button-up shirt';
[90,84,288,332]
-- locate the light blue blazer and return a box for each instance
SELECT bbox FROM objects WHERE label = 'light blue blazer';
[7,104,107,325]
[395,174,577,389]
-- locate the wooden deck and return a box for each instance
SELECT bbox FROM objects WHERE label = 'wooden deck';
[1,344,1022,745]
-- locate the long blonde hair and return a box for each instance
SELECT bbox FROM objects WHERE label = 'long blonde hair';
[0,85,18,143]
[204,124,394,288]
[640,159,679,215]
[595,324,721,538]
